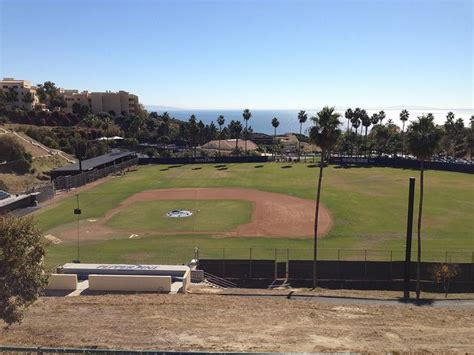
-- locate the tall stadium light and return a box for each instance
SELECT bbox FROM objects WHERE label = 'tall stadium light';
[73,194,82,263]
[404,177,416,299]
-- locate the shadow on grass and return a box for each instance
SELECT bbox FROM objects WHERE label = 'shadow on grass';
[217,167,228,171]
[307,164,317,168]
[160,168,169,171]
[168,165,183,169]
[281,165,292,169]
[254,165,264,168]
[334,164,373,169]
[214,164,227,168]
[192,167,202,170]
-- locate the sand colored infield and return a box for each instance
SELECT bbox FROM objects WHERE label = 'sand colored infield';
[52,188,332,241]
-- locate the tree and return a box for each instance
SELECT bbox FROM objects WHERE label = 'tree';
[344,108,353,133]
[188,115,199,157]
[432,263,459,298]
[308,107,342,289]
[23,92,34,106]
[36,81,62,109]
[5,88,18,107]
[406,114,442,300]
[470,116,474,161]
[400,109,410,156]
[378,110,386,124]
[297,110,308,161]
[229,120,243,153]
[271,117,280,158]
[0,216,47,325]
[361,110,371,156]
[242,109,252,155]
[217,115,225,156]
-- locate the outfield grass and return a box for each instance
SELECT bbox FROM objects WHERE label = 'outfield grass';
[36,163,474,265]
[106,200,253,232]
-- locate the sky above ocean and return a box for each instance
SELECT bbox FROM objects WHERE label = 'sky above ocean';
[1,0,472,110]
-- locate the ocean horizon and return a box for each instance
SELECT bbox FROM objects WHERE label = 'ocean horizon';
[145,106,474,135]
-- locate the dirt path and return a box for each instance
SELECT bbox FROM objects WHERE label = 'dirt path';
[1,293,472,352]
[54,188,332,242]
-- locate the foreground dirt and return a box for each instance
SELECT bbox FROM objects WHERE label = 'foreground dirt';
[1,293,473,352]
[53,187,332,242]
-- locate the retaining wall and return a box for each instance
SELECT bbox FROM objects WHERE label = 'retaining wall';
[88,274,172,292]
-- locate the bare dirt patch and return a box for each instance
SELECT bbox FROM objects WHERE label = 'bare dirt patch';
[1,293,472,352]
[53,188,332,242]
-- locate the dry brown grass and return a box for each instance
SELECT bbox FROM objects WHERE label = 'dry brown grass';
[1,292,473,352]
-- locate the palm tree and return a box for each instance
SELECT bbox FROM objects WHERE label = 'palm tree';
[271,117,280,159]
[242,109,252,155]
[361,111,371,156]
[406,114,441,300]
[217,115,225,156]
[188,114,199,157]
[308,107,342,289]
[229,120,243,155]
[352,108,361,135]
[400,110,410,156]
[470,115,474,161]
[298,110,308,161]
[344,108,353,133]
[378,110,386,125]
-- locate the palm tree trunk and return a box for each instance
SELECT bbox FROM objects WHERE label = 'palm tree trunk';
[365,127,368,157]
[245,120,248,155]
[218,128,221,156]
[313,149,325,289]
[401,122,406,157]
[416,160,424,300]
[298,123,302,162]
[273,127,276,160]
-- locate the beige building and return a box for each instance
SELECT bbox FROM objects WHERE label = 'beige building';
[64,90,139,116]
[0,77,39,110]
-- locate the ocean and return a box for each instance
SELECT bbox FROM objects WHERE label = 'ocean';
[145,107,473,135]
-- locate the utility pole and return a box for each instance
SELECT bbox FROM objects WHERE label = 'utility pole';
[403,177,416,299]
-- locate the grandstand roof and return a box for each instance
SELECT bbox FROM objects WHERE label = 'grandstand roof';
[52,151,135,172]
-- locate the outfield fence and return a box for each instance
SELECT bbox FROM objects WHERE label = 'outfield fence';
[53,157,138,190]
[58,247,474,267]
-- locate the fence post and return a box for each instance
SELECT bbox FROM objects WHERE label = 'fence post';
[249,248,253,279]
[274,248,277,280]
[222,248,226,278]
[364,250,368,280]
[390,250,393,280]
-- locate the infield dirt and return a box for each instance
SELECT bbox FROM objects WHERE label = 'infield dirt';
[49,188,332,242]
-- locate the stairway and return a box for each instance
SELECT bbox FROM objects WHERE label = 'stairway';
[203,271,237,289]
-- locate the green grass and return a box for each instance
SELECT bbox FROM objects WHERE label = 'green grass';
[106,200,253,232]
[36,163,474,265]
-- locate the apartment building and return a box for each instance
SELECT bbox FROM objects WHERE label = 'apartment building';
[64,90,139,116]
[0,77,39,110]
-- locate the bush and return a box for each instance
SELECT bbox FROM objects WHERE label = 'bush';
[0,179,7,191]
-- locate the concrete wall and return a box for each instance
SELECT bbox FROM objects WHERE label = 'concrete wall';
[181,268,191,293]
[88,274,171,292]
[46,274,77,290]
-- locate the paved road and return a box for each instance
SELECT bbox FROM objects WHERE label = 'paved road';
[205,292,474,308]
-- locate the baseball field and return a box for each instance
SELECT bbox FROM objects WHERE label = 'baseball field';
[36,163,474,267]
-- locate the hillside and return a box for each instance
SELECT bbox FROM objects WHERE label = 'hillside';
[0,125,75,193]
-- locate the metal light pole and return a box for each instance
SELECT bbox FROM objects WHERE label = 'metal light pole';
[74,194,82,263]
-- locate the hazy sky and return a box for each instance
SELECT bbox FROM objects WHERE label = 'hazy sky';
[1,0,472,109]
